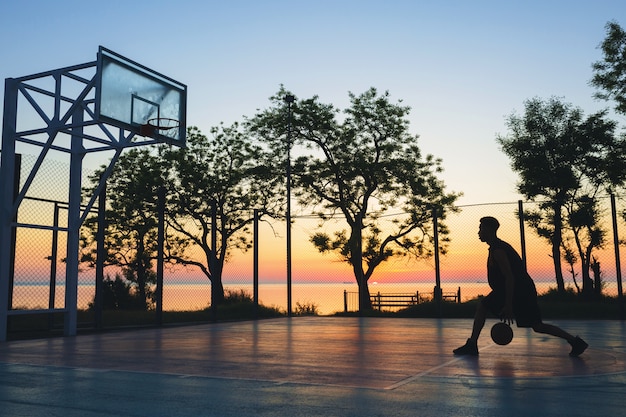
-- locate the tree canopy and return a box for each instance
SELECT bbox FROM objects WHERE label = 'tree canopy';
[249,87,460,311]
[497,97,626,296]
[81,148,169,309]
[157,124,283,305]
[591,21,626,115]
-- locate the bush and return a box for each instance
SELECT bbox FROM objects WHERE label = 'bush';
[223,288,254,305]
[204,289,284,320]
[539,286,580,302]
[89,274,147,311]
[294,301,320,316]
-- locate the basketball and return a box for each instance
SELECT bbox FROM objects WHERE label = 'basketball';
[491,321,513,345]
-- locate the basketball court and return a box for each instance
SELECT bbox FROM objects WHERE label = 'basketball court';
[2,47,626,417]
[0,317,624,416]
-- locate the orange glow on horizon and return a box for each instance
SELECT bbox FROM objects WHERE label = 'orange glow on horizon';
[11,201,625,294]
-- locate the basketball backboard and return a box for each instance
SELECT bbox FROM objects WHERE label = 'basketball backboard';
[95,46,187,146]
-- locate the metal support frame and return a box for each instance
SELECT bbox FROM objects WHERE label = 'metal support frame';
[0,56,166,341]
[0,78,18,340]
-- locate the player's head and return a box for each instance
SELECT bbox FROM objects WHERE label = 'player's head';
[479,216,499,242]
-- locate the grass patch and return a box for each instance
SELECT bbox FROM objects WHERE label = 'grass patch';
[334,292,623,320]
[6,297,284,341]
[6,290,623,340]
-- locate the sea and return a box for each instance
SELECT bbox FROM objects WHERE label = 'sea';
[10,280,608,315]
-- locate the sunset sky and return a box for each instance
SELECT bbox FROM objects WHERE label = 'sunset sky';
[1,1,624,286]
[1,1,622,203]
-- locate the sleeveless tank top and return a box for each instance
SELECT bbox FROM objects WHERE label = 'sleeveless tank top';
[487,238,533,293]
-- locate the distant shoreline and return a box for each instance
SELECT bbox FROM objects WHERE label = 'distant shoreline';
[10,280,618,315]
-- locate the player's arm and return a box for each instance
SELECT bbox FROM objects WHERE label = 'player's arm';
[492,248,515,321]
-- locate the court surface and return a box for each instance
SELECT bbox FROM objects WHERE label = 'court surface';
[0,317,624,416]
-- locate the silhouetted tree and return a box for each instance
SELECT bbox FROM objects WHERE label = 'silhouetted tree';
[249,87,460,311]
[158,125,283,305]
[591,21,626,115]
[81,148,168,310]
[89,274,148,310]
[498,97,626,296]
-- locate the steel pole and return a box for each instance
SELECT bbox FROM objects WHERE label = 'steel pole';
[0,78,18,341]
[285,95,294,317]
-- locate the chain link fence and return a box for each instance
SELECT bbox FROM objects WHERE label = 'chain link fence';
[4,153,626,330]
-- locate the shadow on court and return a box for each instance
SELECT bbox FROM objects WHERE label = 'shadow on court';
[0,317,624,416]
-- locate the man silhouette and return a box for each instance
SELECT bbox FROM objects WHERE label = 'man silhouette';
[453,216,588,356]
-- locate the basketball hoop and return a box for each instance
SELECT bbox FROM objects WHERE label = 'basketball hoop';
[139,117,180,138]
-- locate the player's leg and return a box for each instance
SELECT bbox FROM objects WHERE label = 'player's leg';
[517,281,588,356]
[453,300,488,355]
[531,322,588,356]
[531,322,573,340]
[469,301,487,341]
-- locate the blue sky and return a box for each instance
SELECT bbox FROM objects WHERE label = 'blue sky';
[1,0,623,205]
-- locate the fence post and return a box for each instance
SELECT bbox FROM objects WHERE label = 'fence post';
[210,202,217,322]
[343,290,348,313]
[610,193,625,320]
[94,182,106,330]
[254,209,259,319]
[155,186,165,327]
[433,208,442,316]
[48,202,60,330]
[518,200,527,271]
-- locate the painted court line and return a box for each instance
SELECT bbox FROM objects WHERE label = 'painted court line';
[385,343,496,390]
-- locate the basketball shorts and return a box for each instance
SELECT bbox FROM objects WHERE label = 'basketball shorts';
[481,280,542,327]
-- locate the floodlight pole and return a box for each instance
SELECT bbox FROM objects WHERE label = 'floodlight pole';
[285,94,295,317]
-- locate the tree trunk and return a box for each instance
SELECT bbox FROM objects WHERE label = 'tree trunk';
[357,275,371,312]
[208,241,226,305]
[552,205,566,293]
[211,277,225,306]
[591,259,602,299]
[551,242,566,293]
[349,223,371,312]
[581,268,594,300]
[136,268,147,308]
[135,238,149,309]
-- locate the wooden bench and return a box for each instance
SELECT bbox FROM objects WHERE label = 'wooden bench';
[370,292,421,310]
[343,287,461,312]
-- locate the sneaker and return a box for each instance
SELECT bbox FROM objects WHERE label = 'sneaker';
[453,338,479,356]
[569,336,588,357]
